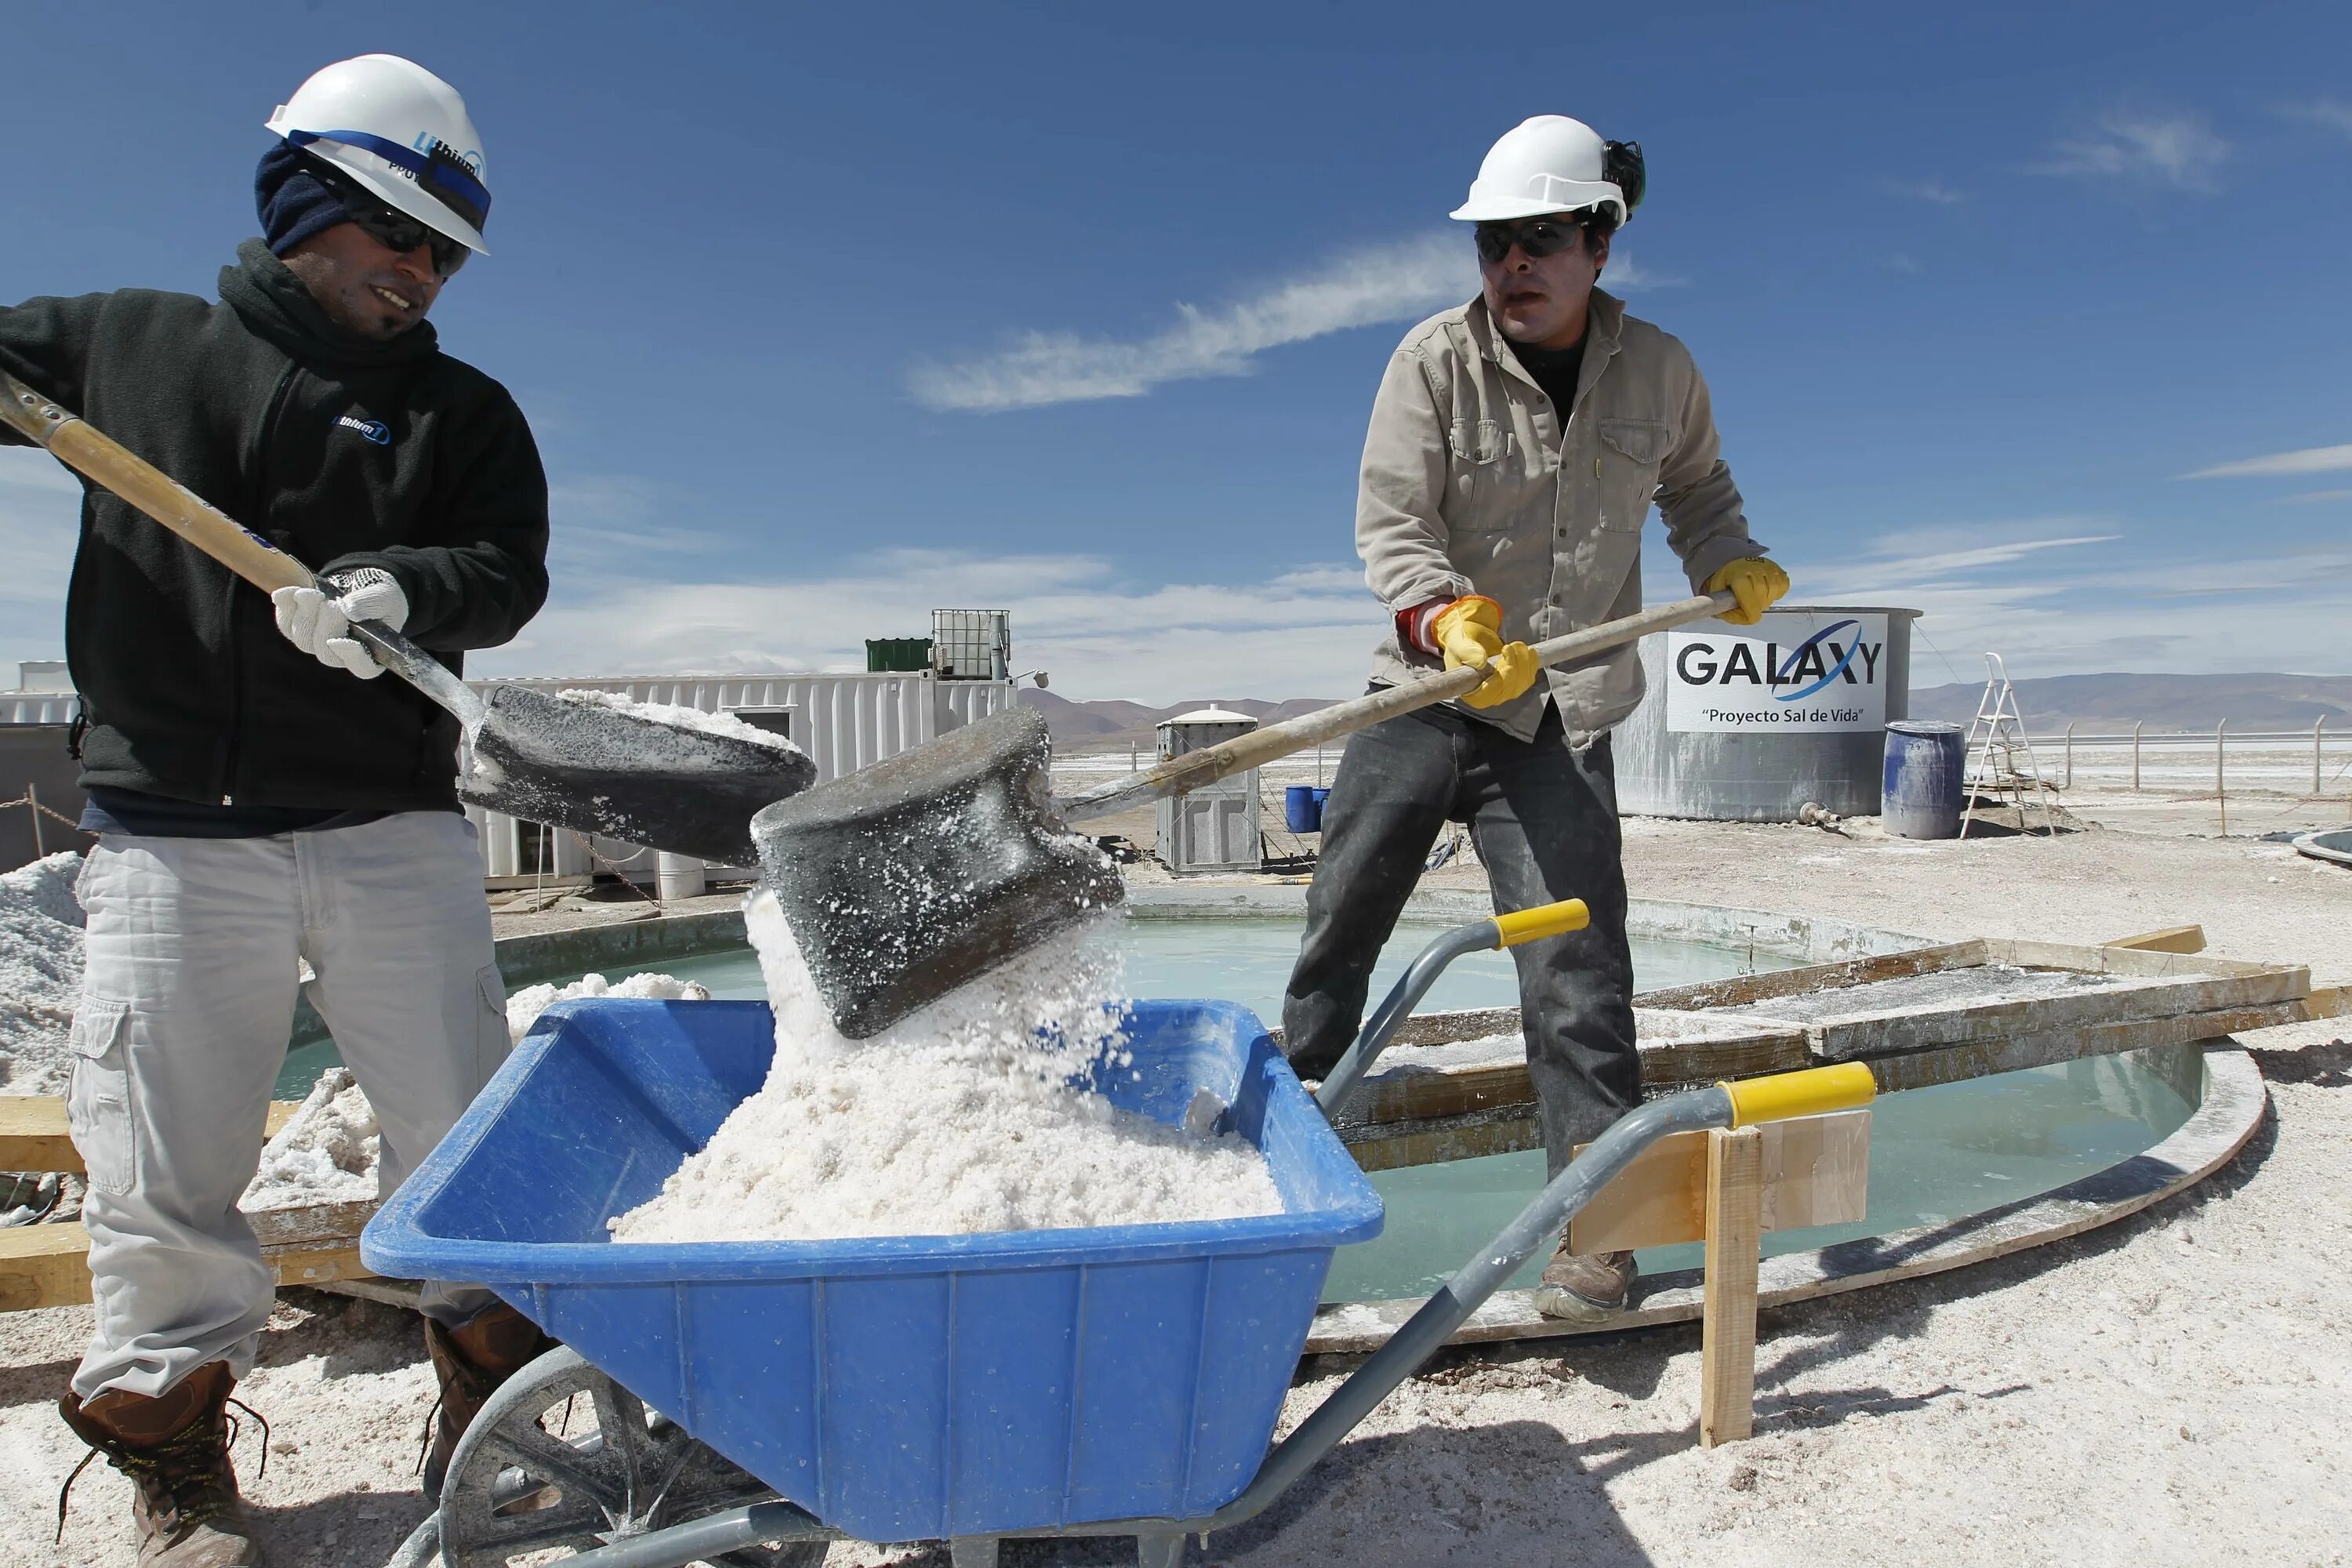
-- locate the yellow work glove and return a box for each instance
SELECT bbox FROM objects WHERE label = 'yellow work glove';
[1704,557,1791,626]
[1432,595,1543,710]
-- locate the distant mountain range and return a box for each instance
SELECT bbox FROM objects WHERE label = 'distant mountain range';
[1023,672,2352,749]
[1906,673,2352,734]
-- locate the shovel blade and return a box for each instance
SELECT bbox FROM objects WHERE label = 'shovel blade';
[750,706,1123,1038]
[460,685,818,866]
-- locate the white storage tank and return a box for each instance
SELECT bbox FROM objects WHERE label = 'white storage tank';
[1613,604,1918,820]
[1155,707,1263,874]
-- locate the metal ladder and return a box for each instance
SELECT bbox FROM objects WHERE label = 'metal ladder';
[1960,652,2058,838]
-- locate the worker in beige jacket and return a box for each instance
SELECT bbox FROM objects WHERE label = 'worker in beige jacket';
[1282,115,1789,1320]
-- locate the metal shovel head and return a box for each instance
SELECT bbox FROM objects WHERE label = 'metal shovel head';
[750,705,1124,1039]
[459,685,818,866]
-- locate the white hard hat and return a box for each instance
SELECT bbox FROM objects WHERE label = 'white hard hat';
[265,55,492,256]
[1450,115,1627,226]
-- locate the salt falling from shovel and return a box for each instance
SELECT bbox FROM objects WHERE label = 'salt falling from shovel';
[608,891,1281,1243]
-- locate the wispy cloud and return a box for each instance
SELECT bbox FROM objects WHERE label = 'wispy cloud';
[1877,177,1967,206]
[2179,443,2352,480]
[1601,252,1682,292]
[480,547,1392,702]
[2279,98,2352,139]
[909,234,1472,413]
[2275,488,2352,504]
[2035,110,2228,191]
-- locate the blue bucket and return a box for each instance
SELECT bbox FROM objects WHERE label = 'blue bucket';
[363,999,1382,1541]
[1283,784,1323,833]
[1882,721,1965,839]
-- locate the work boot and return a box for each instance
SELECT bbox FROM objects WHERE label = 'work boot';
[56,1361,265,1566]
[422,1304,559,1501]
[1534,1247,1636,1323]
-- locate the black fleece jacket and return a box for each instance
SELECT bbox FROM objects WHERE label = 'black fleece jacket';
[0,241,548,811]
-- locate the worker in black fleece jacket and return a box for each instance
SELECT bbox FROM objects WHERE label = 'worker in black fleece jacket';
[3,56,556,1566]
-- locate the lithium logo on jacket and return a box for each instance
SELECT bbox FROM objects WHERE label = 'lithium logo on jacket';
[338,416,392,445]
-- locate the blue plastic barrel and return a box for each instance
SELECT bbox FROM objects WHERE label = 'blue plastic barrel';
[1284,784,1323,833]
[1312,786,1332,818]
[1882,721,1965,839]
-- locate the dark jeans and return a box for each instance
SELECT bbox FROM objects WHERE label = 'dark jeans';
[1282,701,1638,1178]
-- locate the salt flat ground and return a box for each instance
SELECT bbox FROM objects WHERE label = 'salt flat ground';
[2,821,2346,1567]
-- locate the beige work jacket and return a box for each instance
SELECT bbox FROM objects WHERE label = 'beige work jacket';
[1358,289,1763,744]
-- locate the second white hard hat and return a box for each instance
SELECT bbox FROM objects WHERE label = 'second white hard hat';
[1450,115,1626,226]
[265,54,493,256]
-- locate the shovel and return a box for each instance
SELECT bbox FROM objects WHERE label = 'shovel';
[1,369,815,866]
[753,589,1738,1036]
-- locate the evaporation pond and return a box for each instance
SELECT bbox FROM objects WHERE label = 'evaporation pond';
[1318,1040,2204,1306]
[514,915,1795,1022]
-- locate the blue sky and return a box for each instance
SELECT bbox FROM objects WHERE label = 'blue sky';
[2,0,2347,701]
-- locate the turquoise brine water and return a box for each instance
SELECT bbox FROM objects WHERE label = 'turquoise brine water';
[1317,1040,2204,1305]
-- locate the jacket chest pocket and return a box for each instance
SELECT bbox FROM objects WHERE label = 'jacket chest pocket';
[1449,417,1539,530]
[1595,418,1674,532]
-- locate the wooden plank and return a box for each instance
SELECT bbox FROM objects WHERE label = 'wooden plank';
[1860,996,2339,1093]
[1700,1126,1762,1447]
[1568,1111,1871,1253]
[0,1221,94,1312]
[1986,937,2304,984]
[1336,1013,1809,1129]
[2106,925,2205,955]
[1338,1105,1543,1173]
[1803,964,2310,1062]
[1630,940,1987,1013]
[0,1219,378,1312]
[2,1098,303,1176]
[0,1097,78,1174]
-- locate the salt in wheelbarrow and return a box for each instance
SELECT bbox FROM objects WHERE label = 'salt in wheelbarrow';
[366,902,1871,1566]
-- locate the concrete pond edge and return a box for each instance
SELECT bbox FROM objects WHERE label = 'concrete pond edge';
[1302,1043,2270,1356]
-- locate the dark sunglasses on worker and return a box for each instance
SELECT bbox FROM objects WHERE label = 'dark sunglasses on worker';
[1473,218,1589,265]
[318,168,469,276]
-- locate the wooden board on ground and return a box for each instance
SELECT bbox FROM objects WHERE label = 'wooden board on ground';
[2,1098,303,1176]
[0,1217,378,1312]
[1567,1110,1871,1254]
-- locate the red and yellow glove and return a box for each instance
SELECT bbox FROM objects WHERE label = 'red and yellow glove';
[1703,557,1791,626]
[1429,595,1542,710]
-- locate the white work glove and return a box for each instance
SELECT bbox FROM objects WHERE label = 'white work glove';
[270,568,409,680]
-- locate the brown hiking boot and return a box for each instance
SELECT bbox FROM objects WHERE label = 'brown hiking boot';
[1534,1247,1636,1323]
[422,1304,559,1501]
[56,1361,265,1566]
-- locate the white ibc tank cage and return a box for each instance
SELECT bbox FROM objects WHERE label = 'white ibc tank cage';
[1154,708,1263,875]
[1613,605,1918,821]
[464,672,1019,880]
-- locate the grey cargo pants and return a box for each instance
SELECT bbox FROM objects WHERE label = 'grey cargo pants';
[1281,700,1638,1178]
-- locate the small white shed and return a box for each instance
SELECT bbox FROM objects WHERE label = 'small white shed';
[1155,707,1263,875]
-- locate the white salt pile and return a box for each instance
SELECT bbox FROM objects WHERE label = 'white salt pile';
[609,891,1281,1243]
[505,971,713,1044]
[554,689,807,754]
[0,851,85,1095]
[241,1067,379,1210]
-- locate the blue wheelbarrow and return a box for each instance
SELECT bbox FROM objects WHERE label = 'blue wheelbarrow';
[366,900,1871,1566]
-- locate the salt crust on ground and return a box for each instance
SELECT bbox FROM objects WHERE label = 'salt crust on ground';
[3,823,2347,1566]
[240,1067,379,1211]
[610,891,1280,1243]
[0,850,84,1094]
[554,688,807,753]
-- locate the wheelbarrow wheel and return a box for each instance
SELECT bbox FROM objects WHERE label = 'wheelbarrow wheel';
[437,1345,826,1568]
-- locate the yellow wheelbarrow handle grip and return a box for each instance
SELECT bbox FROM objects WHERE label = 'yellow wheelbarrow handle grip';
[1491,899,1590,947]
[1719,1062,1877,1127]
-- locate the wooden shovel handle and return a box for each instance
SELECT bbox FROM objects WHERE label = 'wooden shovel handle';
[1054,590,1739,822]
[0,368,315,594]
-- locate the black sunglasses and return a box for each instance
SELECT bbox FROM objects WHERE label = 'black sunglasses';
[1472,218,1590,266]
[316,167,469,276]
